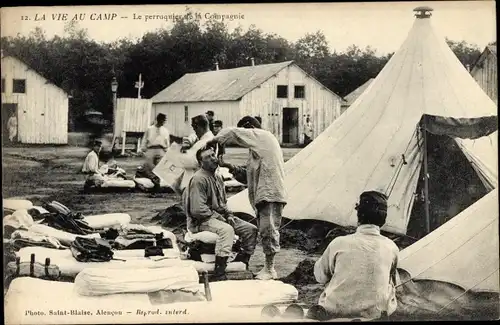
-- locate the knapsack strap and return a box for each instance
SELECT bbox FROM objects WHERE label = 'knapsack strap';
[45,258,50,277]
[30,254,35,277]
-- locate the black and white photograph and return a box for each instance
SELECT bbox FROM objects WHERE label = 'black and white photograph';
[1,1,498,323]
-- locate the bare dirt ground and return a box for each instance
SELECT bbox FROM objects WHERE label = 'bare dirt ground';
[2,145,323,305]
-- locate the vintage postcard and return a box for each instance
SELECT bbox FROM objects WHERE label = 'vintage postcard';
[2,1,498,324]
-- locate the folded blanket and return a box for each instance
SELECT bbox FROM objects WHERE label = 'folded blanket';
[70,237,114,262]
[113,237,155,250]
[41,212,95,235]
[10,230,66,250]
[11,239,61,250]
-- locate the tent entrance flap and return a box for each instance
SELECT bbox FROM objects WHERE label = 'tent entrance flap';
[421,114,498,140]
[406,131,489,239]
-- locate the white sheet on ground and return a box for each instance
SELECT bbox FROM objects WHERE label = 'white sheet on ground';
[74,266,201,296]
[5,277,301,324]
[3,199,33,211]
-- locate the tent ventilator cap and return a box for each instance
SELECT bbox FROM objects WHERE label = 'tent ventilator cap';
[413,6,433,19]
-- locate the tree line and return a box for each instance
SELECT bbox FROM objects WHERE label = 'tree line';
[1,9,484,131]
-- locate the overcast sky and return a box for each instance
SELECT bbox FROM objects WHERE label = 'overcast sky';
[1,1,496,55]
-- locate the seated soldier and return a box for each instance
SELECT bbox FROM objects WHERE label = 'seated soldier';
[82,140,106,188]
[309,191,399,321]
[182,146,258,281]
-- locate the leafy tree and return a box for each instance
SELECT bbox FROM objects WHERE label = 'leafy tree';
[294,31,330,59]
[446,38,482,68]
[3,8,482,132]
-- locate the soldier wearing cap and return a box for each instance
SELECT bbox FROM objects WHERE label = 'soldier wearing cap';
[310,191,399,320]
[212,120,225,157]
[206,110,215,134]
[82,140,106,190]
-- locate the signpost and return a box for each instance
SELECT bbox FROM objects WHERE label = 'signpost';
[135,74,145,151]
[135,74,144,99]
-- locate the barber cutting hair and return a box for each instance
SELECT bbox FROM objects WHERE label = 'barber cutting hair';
[206,115,287,280]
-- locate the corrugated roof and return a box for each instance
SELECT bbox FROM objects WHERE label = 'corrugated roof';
[342,78,374,106]
[152,61,294,103]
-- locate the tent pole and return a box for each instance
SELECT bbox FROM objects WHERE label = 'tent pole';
[422,120,431,234]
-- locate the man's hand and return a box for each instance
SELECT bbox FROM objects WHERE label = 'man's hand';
[218,156,232,169]
[205,138,219,147]
[224,211,236,226]
[226,215,236,227]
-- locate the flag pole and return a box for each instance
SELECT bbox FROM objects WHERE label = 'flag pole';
[422,118,431,234]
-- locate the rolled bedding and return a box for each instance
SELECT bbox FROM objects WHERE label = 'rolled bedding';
[3,199,33,211]
[83,213,131,229]
[100,178,136,188]
[74,266,201,296]
[134,177,171,189]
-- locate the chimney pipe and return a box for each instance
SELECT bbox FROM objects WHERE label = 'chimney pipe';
[250,57,255,66]
[466,64,471,72]
[215,61,219,71]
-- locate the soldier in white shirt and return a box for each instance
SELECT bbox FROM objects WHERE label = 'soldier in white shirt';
[82,140,103,174]
[309,191,399,321]
[303,116,313,146]
[7,115,18,142]
[140,113,170,168]
[82,140,106,190]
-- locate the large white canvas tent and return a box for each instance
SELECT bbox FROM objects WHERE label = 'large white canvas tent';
[398,188,498,294]
[227,6,498,236]
[394,188,499,319]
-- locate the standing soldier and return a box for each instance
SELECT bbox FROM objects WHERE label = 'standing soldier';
[140,113,170,168]
[208,116,287,280]
[303,116,314,147]
[7,114,17,143]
